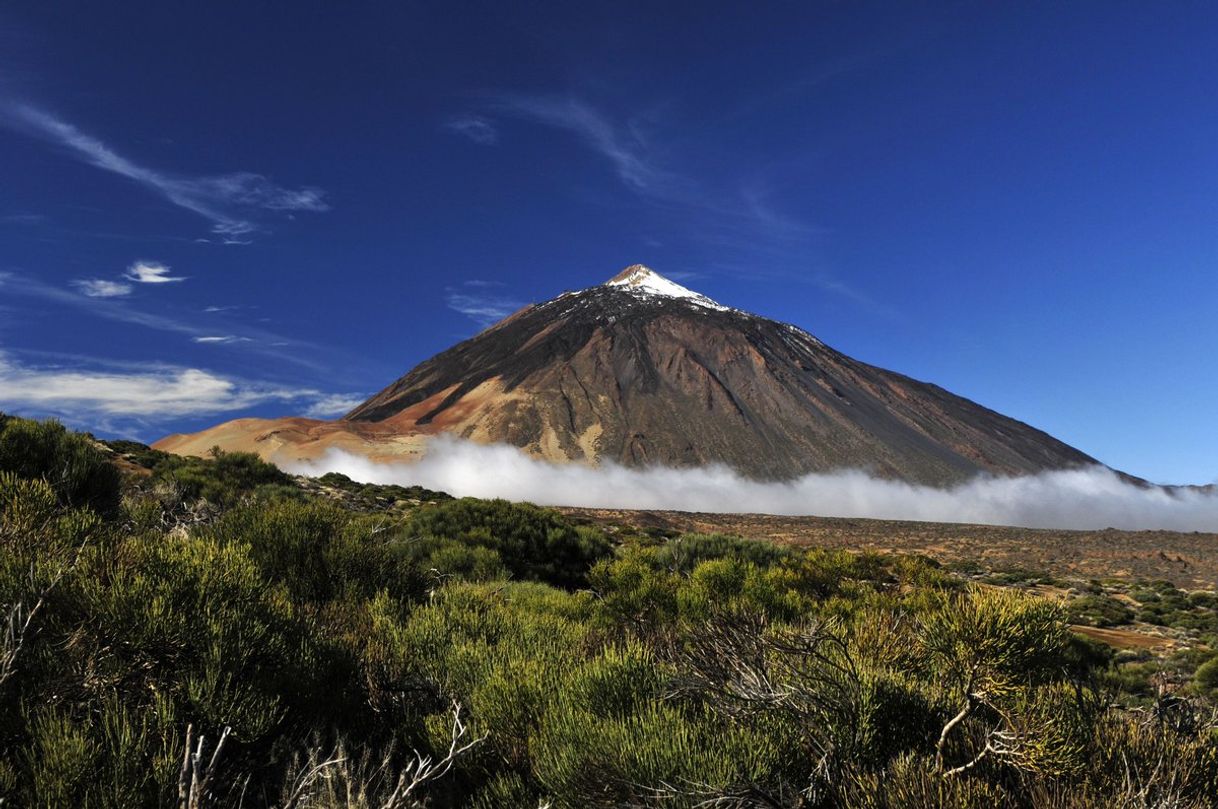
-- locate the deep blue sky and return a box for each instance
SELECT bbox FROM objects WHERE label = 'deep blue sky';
[0,2,1215,484]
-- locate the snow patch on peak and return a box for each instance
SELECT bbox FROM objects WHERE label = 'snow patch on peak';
[604,264,728,311]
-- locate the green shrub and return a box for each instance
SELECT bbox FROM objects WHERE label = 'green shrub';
[4,417,1217,808]
[203,502,430,605]
[1187,590,1218,609]
[588,551,679,629]
[71,534,298,742]
[919,587,1073,776]
[468,772,537,809]
[152,447,292,507]
[317,470,451,505]
[102,439,173,470]
[839,751,1008,808]
[565,642,663,719]
[647,532,796,572]
[676,557,810,622]
[922,588,1070,691]
[1067,594,1135,628]
[407,498,612,588]
[853,672,941,766]
[1194,655,1218,696]
[533,700,795,808]
[0,414,121,516]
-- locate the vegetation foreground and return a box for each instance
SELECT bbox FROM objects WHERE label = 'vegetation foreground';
[1,414,1216,808]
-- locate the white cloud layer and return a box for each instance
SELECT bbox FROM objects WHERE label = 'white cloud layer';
[125,260,185,284]
[0,351,350,420]
[444,115,499,144]
[193,336,252,344]
[302,393,367,418]
[72,278,132,298]
[287,437,1218,532]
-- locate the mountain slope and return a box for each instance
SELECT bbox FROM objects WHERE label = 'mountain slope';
[157,265,1098,484]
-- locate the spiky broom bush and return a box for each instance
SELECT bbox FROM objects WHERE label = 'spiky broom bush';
[1,417,1215,807]
[0,413,121,517]
[406,498,612,588]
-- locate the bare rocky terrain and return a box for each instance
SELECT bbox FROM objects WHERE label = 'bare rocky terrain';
[559,506,1218,589]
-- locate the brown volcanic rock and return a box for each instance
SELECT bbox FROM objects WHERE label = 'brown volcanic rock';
[153,416,430,463]
[332,265,1093,483]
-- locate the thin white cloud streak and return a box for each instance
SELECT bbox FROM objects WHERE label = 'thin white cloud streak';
[494,96,680,196]
[0,271,331,371]
[491,96,875,311]
[288,437,1218,532]
[193,335,252,344]
[0,213,47,225]
[0,350,333,418]
[70,259,182,300]
[125,260,185,284]
[445,288,525,328]
[493,95,825,244]
[302,393,366,418]
[1,102,328,241]
[1,270,201,336]
[444,115,499,144]
[72,278,132,298]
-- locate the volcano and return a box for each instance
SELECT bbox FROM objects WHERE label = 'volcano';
[156,265,1098,484]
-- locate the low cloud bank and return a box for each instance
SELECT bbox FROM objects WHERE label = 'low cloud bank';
[287,436,1218,532]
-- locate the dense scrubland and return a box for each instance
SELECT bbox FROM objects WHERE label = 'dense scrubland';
[1,413,1216,807]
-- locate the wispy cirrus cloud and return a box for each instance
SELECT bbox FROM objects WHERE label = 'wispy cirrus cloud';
[484,94,881,313]
[72,278,132,298]
[1,271,200,336]
[493,96,678,196]
[444,281,524,328]
[302,393,367,418]
[482,96,828,242]
[0,102,329,242]
[0,271,331,370]
[125,260,186,284]
[0,213,47,226]
[193,335,252,345]
[443,115,499,145]
[69,259,183,301]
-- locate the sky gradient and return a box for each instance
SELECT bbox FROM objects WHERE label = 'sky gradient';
[0,2,1215,485]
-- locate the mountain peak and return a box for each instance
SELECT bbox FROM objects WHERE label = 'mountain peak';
[161,260,1099,485]
[605,263,660,285]
[603,264,727,311]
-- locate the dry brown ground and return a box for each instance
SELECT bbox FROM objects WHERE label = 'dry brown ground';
[1070,625,1175,651]
[558,507,1218,589]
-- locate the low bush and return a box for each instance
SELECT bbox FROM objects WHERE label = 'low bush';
[1,420,1216,807]
[152,447,294,507]
[0,413,121,517]
[1067,594,1135,627]
[1195,655,1218,696]
[406,498,612,588]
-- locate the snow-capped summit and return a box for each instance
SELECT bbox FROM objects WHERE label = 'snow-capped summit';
[604,264,728,311]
